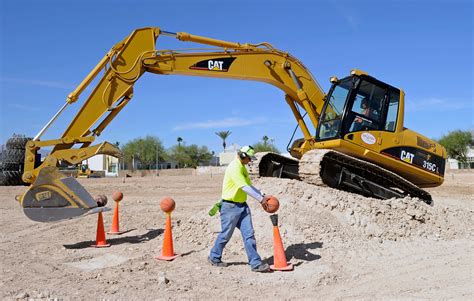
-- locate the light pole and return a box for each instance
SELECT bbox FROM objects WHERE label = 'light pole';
[156,145,159,171]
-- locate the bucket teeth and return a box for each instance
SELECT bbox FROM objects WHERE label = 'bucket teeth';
[19,167,98,222]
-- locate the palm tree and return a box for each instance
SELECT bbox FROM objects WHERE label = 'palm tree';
[177,137,183,147]
[262,135,269,145]
[114,141,121,169]
[215,131,231,151]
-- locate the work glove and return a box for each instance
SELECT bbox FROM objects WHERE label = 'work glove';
[261,195,270,211]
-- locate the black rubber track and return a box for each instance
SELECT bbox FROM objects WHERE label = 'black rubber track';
[322,152,432,204]
[0,170,27,186]
[0,149,26,164]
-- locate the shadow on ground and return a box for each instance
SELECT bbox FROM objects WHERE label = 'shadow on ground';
[227,261,248,266]
[263,241,323,267]
[63,228,163,249]
[180,246,208,257]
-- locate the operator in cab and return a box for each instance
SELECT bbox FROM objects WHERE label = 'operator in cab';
[352,97,379,131]
[208,145,272,273]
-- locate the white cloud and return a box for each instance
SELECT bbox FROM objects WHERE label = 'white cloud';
[405,97,472,112]
[329,0,359,30]
[0,76,75,90]
[6,103,41,111]
[173,117,266,131]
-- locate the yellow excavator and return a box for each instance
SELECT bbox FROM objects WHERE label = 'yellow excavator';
[16,27,446,222]
[77,163,92,178]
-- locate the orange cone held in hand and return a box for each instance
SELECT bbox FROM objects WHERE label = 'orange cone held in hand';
[108,191,125,235]
[270,214,293,271]
[91,211,110,248]
[156,197,179,261]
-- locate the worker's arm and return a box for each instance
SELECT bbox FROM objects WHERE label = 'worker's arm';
[227,163,265,202]
[229,167,267,204]
[242,185,270,211]
[242,185,265,202]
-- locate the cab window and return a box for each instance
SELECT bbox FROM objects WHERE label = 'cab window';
[385,91,399,132]
[318,80,351,139]
[348,80,385,132]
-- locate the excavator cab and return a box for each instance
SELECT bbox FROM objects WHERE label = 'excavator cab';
[317,72,399,142]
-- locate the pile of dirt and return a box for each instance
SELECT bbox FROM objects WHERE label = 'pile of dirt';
[254,178,473,242]
[176,178,472,254]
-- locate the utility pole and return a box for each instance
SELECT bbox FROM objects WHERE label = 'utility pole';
[156,145,159,171]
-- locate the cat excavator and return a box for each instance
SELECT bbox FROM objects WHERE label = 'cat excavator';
[16,27,446,222]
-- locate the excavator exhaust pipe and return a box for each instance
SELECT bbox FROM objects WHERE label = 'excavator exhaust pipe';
[17,166,100,222]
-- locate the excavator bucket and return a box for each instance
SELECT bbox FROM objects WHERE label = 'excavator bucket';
[18,166,100,222]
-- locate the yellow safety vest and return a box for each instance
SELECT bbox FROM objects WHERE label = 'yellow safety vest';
[221,157,251,203]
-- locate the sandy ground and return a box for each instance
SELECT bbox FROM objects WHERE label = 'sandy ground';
[0,171,473,300]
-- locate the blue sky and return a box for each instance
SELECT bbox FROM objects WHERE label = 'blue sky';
[1,0,472,154]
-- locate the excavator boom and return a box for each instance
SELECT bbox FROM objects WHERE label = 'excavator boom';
[53,27,324,152]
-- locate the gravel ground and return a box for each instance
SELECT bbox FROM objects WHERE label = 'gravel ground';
[0,171,472,300]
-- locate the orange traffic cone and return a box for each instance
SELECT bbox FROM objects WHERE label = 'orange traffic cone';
[270,214,293,271]
[155,213,179,261]
[108,192,125,235]
[91,211,110,248]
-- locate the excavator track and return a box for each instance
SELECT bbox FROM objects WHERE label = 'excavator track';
[251,150,432,205]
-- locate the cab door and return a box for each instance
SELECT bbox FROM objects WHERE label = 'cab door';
[342,79,389,155]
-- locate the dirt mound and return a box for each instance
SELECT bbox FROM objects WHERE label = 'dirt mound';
[254,178,473,242]
[178,178,472,252]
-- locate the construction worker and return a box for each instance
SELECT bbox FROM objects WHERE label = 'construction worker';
[208,145,271,272]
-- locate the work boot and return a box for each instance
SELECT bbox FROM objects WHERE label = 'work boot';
[251,263,271,273]
[208,257,228,267]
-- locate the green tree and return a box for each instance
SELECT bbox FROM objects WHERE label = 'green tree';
[168,145,187,168]
[114,141,121,169]
[177,137,183,147]
[168,144,213,168]
[122,136,166,169]
[253,136,279,153]
[215,131,231,151]
[185,144,213,168]
[438,130,472,163]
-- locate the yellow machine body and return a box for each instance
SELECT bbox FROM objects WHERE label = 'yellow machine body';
[18,27,446,222]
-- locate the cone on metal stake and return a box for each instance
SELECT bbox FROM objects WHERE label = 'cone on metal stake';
[269,214,293,271]
[155,197,179,261]
[91,211,110,248]
[108,191,125,235]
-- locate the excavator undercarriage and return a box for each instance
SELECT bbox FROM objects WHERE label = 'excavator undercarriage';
[250,151,433,205]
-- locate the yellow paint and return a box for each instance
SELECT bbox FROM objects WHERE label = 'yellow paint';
[20,27,446,218]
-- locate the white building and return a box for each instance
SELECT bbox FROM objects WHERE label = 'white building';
[448,146,474,169]
[218,143,241,165]
[83,154,119,176]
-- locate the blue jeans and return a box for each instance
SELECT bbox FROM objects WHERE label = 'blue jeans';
[209,201,262,268]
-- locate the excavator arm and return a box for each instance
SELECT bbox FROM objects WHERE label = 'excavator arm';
[52,27,325,150]
[19,27,327,222]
